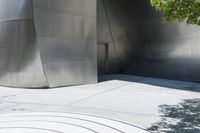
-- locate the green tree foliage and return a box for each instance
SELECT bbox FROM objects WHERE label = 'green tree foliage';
[150,0,200,26]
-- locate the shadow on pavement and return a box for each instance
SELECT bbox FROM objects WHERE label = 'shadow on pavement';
[99,74,200,92]
[148,99,200,133]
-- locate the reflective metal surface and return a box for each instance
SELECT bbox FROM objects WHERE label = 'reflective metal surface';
[0,0,97,88]
[97,0,200,83]
[32,0,97,87]
[2,0,200,88]
[0,0,48,88]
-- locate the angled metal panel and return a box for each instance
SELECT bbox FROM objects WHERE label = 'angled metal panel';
[0,0,33,22]
[97,0,200,83]
[32,0,97,87]
[0,0,48,88]
[0,0,97,88]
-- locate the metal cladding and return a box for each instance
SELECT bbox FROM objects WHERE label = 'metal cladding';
[97,0,200,83]
[0,0,97,88]
[2,0,200,88]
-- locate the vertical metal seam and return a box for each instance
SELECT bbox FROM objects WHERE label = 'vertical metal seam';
[102,0,122,73]
[31,0,50,88]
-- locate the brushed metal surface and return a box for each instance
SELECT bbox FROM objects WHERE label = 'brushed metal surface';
[0,0,48,88]
[2,0,200,88]
[32,0,97,87]
[0,0,33,22]
[0,0,97,88]
[97,0,200,83]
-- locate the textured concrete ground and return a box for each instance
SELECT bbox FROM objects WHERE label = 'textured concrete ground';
[0,74,199,133]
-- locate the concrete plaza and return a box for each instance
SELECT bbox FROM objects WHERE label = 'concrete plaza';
[0,75,199,132]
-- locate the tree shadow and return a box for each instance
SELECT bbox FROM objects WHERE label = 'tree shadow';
[148,99,200,133]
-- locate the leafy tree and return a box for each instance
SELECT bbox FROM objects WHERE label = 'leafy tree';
[150,0,200,26]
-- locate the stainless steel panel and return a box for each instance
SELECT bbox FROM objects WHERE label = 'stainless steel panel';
[0,0,97,88]
[97,0,200,83]
[0,0,33,22]
[0,0,48,88]
[0,0,97,87]
[32,0,97,87]
[0,20,35,47]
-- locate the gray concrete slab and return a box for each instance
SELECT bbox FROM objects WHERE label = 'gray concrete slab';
[0,74,199,132]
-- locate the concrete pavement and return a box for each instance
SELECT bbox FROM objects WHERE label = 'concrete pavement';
[0,74,199,132]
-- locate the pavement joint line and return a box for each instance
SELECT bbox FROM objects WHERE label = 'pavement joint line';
[1,83,131,107]
[66,82,133,106]
[68,106,161,117]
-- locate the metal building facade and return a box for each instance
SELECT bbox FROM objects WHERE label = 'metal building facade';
[97,0,200,83]
[0,0,97,88]
[1,0,200,88]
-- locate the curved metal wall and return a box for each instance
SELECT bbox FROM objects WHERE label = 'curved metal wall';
[97,0,200,83]
[0,0,97,88]
[32,0,97,87]
[0,0,48,88]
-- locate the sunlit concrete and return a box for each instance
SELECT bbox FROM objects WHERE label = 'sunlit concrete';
[0,75,199,132]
